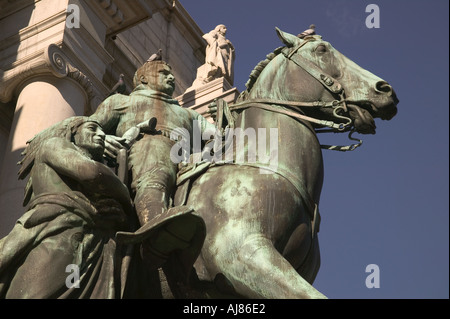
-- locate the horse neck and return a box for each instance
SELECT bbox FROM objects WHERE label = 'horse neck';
[246,54,290,102]
[237,54,320,134]
[232,106,323,205]
[233,95,322,177]
[233,53,323,194]
[244,52,326,107]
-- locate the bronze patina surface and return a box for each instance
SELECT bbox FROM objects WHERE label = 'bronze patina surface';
[173,28,398,298]
[0,28,398,299]
[0,118,138,298]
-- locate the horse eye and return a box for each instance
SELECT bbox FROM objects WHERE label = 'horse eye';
[315,45,327,53]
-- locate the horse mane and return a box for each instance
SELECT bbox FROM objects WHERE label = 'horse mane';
[237,46,285,101]
[237,35,321,102]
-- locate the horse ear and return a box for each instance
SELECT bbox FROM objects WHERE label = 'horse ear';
[275,27,301,47]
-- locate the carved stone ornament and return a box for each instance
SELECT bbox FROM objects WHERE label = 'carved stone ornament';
[0,44,95,106]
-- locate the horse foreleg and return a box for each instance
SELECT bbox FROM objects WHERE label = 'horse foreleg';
[217,233,327,299]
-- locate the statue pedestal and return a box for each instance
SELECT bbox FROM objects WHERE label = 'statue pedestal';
[176,77,239,122]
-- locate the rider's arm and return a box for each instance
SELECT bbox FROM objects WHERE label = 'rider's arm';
[90,96,129,159]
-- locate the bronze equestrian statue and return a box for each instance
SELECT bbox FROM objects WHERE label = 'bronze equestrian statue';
[173,28,398,298]
[0,27,398,299]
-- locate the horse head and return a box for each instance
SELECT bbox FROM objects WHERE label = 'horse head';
[241,28,398,134]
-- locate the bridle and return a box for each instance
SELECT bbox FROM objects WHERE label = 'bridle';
[229,37,363,152]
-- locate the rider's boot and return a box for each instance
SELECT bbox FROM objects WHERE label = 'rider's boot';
[116,187,205,270]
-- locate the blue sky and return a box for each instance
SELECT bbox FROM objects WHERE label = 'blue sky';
[181,0,449,299]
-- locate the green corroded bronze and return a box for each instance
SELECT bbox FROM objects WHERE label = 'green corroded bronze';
[173,28,398,298]
[90,60,214,298]
[0,117,137,298]
[0,27,398,299]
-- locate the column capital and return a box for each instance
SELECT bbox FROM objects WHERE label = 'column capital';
[0,44,96,113]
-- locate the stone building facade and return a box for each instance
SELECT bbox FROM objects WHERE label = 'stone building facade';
[0,0,238,237]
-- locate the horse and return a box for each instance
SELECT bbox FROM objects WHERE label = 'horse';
[172,28,398,299]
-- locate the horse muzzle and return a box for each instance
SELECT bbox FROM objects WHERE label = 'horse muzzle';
[344,80,398,133]
[373,81,399,120]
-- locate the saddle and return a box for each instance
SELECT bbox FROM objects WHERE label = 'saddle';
[174,98,235,206]
[174,160,212,207]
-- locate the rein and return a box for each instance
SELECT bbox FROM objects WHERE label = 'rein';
[230,37,363,152]
[228,100,362,152]
[229,99,350,130]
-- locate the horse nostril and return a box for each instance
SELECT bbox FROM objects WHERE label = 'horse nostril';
[375,81,393,94]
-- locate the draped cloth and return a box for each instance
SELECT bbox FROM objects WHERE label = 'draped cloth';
[203,29,235,84]
[0,191,155,299]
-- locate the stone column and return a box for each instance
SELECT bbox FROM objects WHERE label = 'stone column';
[0,44,94,237]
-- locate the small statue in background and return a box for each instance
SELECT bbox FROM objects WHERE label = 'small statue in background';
[189,24,235,90]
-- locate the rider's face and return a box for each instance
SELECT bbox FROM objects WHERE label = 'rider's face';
[147,64,175,96]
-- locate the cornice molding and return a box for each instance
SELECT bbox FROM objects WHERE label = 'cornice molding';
[85,0,166,37]
[164,0,206,61]
[0,11,67,71]
[0,44,95,107]
[0,0,39,21]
